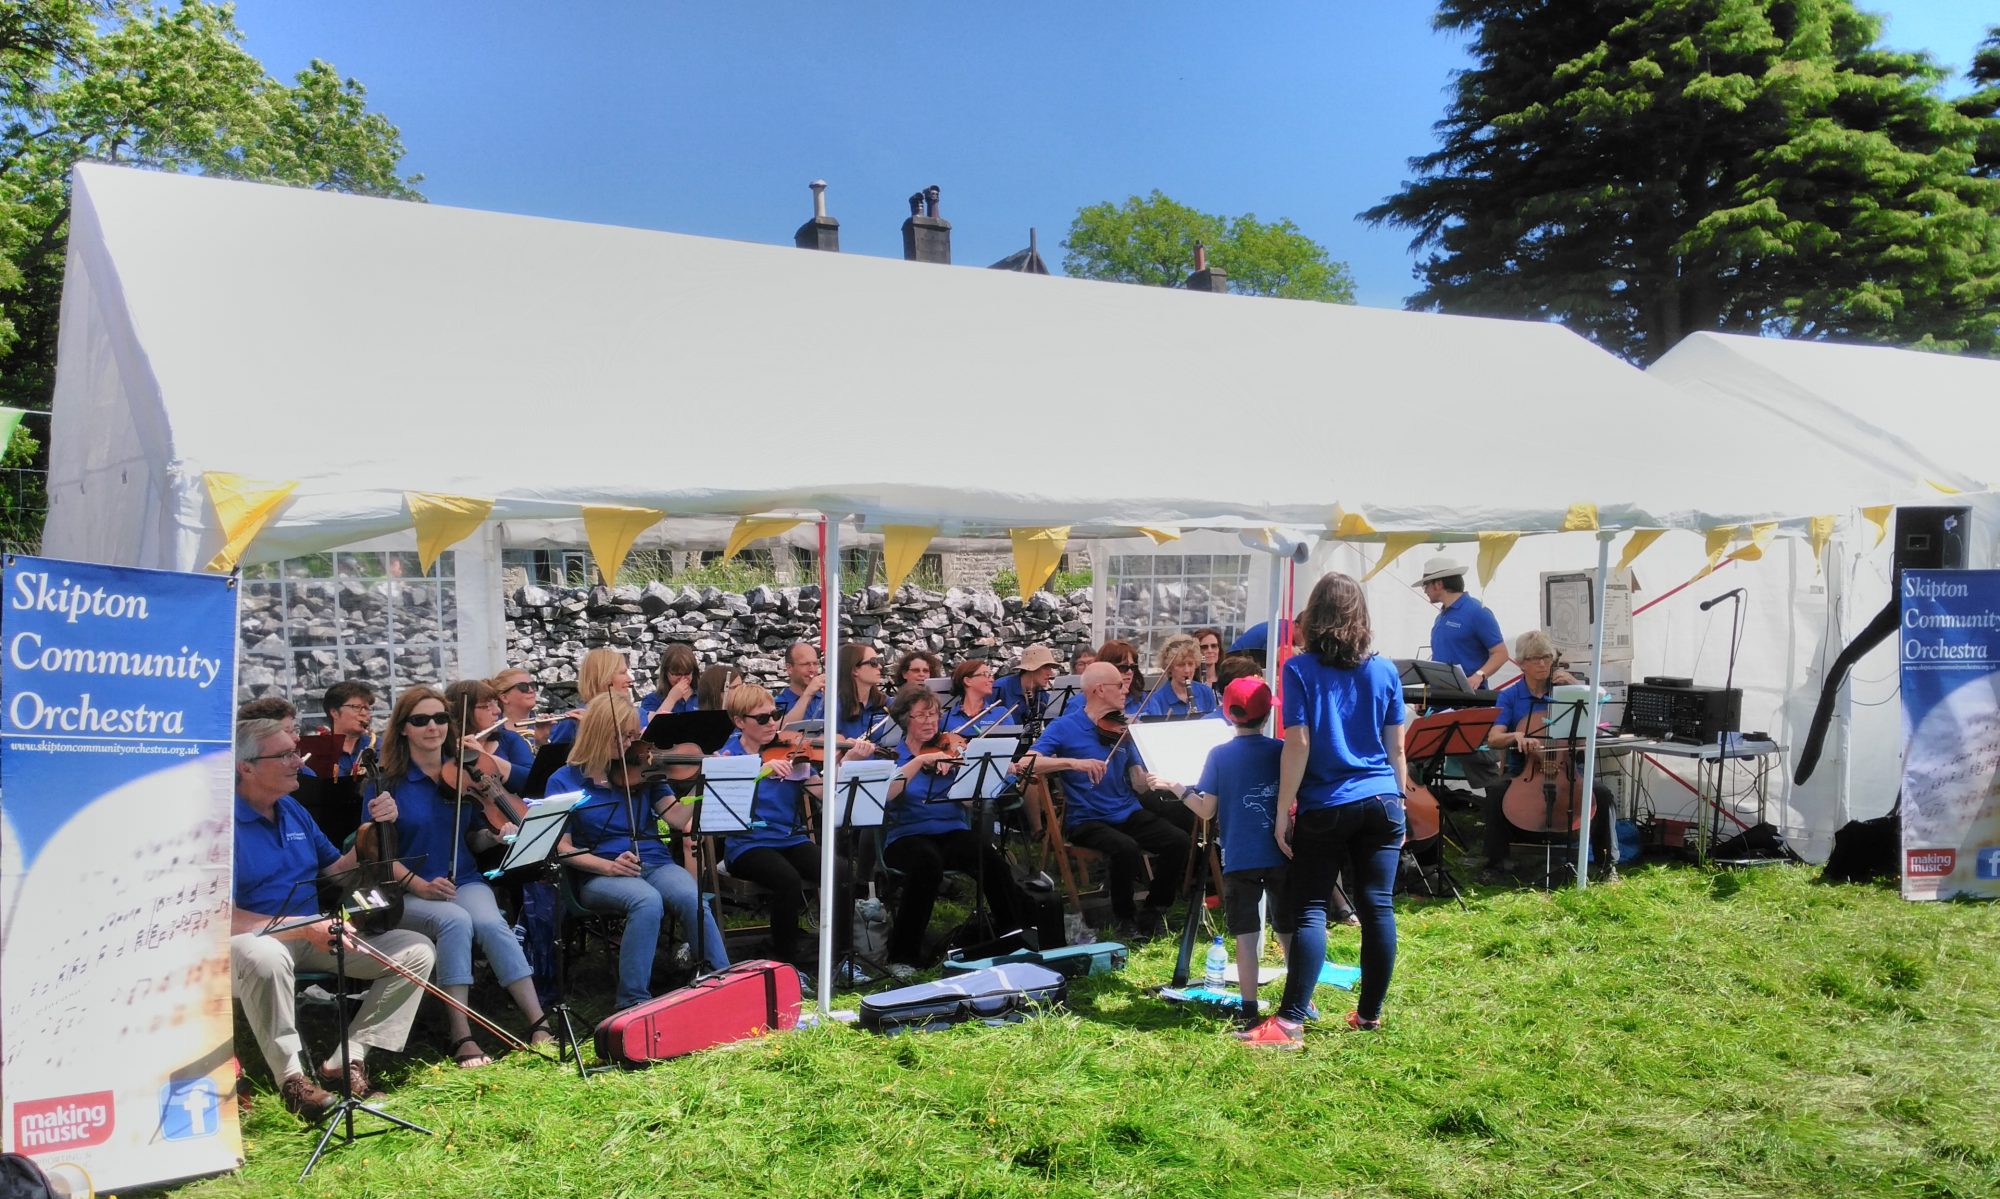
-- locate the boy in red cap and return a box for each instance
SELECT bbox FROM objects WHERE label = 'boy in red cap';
[1174,676,1291,1024]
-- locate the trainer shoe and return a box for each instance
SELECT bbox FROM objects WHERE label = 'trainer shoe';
[1235,1016,1304,1050]
[885,961,918,981]
[1346,1011,1383,1031]
[278,1074,337,1123]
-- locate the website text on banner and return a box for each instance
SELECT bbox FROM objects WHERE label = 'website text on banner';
[0,555,244,1189]
[1898,569,2000,902]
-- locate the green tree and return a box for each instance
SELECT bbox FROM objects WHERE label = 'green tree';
[1365,1,2000,363]
[1960,26,2000,179]
[1063,190,1356,302]
[0,1,421,547]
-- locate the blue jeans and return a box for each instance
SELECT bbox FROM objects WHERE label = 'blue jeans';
[1279,794,1404,1023]
[578,863,730,1010]
[401,882,532,988]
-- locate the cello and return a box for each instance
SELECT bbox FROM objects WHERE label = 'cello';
[1500,706,1584,835]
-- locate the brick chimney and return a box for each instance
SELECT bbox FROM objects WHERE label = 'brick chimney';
[1184,241,1228,293]
[901,185,951,265]
[794,179,840,252]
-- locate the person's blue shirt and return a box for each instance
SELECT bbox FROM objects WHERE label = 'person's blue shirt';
[1280,652,1405,810]
[545,715,578,746]
[334,731,376,779]
[234,793,340,918]
[884,742,969,846]
[567,778,674,870]
[1030,707,1142,827]
[944,699,1011,736]
[990,673,1054,726]
[1196,733,1286,873]
[1229,620,1291,655]
[1139,681,1218,721]
[775,686,824,723]
[1495,682,1570,775]
[638,690,700,726]
[491,726,535,795]
[836,698,890,744]
[389,763,485,886]
[717,731,813,864]
[1431,593,1503,678]
[542,763,587,798]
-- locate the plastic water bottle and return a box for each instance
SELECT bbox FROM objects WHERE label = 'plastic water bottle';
[1203,936,1228,990]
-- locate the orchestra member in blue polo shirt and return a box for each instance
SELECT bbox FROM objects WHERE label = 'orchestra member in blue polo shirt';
[990,644,1062,734]
[1416,556,1507,692]
[545,647,634,747]
[831,642,891,748]
[320,680,378,779]
[1138,634,1219,720]
[775,641,826,726]
[1482,629,1616,881]
[638,643,701,726]
[383,686,550,1066]
[1019,661,1196,941]
[229,717,435,1120]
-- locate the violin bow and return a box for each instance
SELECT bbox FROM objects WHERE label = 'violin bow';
[450,694,470,880]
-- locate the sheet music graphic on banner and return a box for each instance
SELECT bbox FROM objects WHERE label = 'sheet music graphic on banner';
[0,556,243,1189]
[1898,569,2000,901]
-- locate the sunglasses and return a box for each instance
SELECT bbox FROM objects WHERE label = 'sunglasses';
[1113,664,1136,674]
[744,711,782,725]
[506,681,539,694]
[856,657,881,668]
[404,712,449,728]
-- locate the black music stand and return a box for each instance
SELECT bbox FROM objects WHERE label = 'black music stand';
[522,742,573,801]
[1401,708,1499,906]
[266,867,430,1180]
[696,755,778,962]
[825,760,897,985]
[932,736,1031,955]
[482,795,595,1079]
[641,709,734,754]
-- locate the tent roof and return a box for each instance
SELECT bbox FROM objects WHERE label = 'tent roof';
[1649,332,2000,491]
[45,165,1943,567]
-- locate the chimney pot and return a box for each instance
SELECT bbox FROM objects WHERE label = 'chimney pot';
[794,179,840,252]
[1185,242,1228,293]
[1193,242,1208,272]
[901,184,952,265]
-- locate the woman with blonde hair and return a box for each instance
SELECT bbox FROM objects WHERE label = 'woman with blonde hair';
[1139,634,1219,719]
[545,647,633,746]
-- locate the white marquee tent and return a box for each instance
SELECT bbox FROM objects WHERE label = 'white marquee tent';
[40,164,1975,918]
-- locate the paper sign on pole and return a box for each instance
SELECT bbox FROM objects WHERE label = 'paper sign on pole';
[1897,569,2000,901]
[0,555,243,1188]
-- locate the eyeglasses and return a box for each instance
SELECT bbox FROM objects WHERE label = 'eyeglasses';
[506,681,539,694]
[404,712,449,728]
[249,749,304,764]
[337,702,372,714]
[744,711,782,725]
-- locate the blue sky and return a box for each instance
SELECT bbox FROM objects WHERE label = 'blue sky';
[230,2,1996,309]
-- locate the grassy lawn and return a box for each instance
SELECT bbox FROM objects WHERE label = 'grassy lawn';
[171,866,1997,1199]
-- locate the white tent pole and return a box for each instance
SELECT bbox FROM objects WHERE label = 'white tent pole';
[1576,530,1613,889]
[817,516,842,1015]
[1262,552,1285,703]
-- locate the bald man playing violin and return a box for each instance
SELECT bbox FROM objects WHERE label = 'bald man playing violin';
[1018,662,1195,941]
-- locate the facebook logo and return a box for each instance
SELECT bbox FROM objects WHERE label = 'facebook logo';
[1976,847,2000,881]
[159,1078,220,1141]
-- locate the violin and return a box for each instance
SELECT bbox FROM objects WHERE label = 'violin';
[915,730,968,773]
[760,728,829,769]
[436,741,519,875]
[1093,708,1132,748]
[1500,708,1583,834]
[606,740,707,787]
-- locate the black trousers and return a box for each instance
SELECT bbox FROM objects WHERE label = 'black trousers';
[1067,809,1191,919]
[882,828,1022,964]
[730,842,852,962]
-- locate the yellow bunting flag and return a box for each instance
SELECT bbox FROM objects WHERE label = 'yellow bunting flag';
[1562,503,1599,532]
[1329,505,1376,538]
[1808,515,1837,572]
[1615,529,1666,575]
[582,505,665,584]
[1723,521,1778,565]
[1687,525,1739,584]
[1860,505,1893,548]
[723,517,800,562]
[1925,479,1962,495]
[407,492,494,575]
[1137,527,1181,545]
[1475,531,1520,589]
[1009,526,1071,597]
[201,471,299,573]
[1359,532,1429,582]
[881,525,936,593]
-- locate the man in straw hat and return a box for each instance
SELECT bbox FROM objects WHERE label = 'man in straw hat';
[1415,556,1507,693]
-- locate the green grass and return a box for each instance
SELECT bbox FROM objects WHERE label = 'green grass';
[170,867,1998,1199]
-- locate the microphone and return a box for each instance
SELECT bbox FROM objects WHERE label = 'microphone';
[1698,588,1746,611]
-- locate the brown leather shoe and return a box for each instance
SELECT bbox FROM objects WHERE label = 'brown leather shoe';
[278,1074,337,1123]
[317,1059,379,1100]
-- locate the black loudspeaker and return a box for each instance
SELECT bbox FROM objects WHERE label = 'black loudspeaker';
[1895,507,1968,573]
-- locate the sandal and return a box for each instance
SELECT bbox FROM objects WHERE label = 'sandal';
[450,1035,494,1069]
[525,1015,557,1048]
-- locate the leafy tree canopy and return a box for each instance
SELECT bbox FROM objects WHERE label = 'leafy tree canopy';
[1063,190,1356,303]
[1365,0,2000,362]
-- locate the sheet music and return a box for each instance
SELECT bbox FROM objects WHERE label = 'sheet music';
[696,755,767,834]
[1127,719,1236,789]
[824,759,897,829]
[946,737,1022,801]
[495,791,583,873]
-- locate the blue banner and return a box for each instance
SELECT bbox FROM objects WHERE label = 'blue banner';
[1,555,243,1187]
[1898,569,2000,902]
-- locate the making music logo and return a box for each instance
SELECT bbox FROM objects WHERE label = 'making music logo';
[12,1091,114,1151]
[1905,849,1956,878]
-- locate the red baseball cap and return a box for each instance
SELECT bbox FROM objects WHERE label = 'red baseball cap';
[1222,676,1272,723]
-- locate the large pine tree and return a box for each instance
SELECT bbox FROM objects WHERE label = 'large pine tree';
[1365,0,2000,362]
